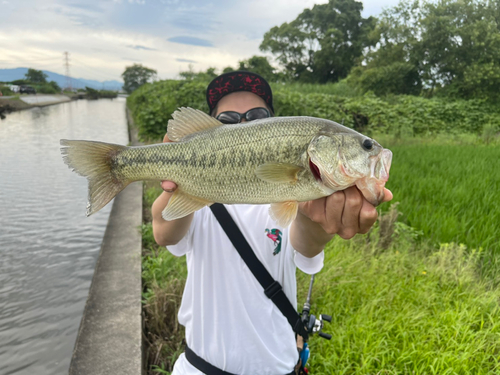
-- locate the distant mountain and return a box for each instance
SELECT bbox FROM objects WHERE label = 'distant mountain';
[0,68,123,91]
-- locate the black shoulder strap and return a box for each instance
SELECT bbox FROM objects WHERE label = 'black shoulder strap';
[209,203,308,339]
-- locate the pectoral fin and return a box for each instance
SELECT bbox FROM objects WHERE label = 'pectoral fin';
[255,163,303,184]
[269,201,299,227]
[162,190,213,221]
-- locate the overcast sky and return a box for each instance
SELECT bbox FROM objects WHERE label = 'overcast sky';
[0,0,400,82]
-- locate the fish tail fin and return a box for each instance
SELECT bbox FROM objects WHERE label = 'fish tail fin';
[60,139,131,216]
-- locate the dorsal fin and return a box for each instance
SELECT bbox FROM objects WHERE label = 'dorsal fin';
[167,107,222,141]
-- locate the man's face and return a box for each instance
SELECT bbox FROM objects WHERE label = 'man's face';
[215,91,269,123]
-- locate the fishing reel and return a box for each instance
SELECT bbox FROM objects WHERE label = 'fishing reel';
[301,275,332,341]
[298,275,332,371]
[302,311,332,340]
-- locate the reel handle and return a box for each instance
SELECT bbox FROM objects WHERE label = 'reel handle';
[319,332,332,340]
[321,314,332,323]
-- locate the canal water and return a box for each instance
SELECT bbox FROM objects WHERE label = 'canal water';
[0,99,129,375]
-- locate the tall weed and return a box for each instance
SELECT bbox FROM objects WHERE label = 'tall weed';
[298,207,500,374]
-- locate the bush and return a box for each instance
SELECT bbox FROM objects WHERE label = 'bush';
[0,85,14,96]
[346,63,422,96]
[127,80,207,141]
[128,80,500,140]
[32,81,61,94]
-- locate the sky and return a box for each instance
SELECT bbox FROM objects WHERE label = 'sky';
[0,0,400,83]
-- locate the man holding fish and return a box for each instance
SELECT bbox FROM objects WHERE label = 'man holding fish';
[61,71,392,374]
[151,72,393,374]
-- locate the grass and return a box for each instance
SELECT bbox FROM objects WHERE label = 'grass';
[297,208,500,374]
[379,137,500,255]
[142,182,187,374]
[140,135,500,374]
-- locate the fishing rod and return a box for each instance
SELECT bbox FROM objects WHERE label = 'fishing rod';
[299,274,332,371]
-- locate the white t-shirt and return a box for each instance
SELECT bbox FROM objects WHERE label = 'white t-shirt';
[168,204,324,375]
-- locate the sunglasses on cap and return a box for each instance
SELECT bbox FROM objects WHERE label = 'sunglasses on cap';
[216,107,272,124]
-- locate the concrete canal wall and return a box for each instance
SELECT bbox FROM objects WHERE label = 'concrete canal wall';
[69,107,144,374]
[0,95,72,118]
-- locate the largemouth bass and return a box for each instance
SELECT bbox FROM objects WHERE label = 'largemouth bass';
[61,107,392,226]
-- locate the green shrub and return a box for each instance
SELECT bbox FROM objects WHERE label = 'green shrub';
[0,85,13,96]
[346,63,422,96]
[128,80,500,141]
[127,80,207,141]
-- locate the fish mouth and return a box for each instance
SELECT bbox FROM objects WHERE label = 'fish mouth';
[357,148,393,205]
[371,149,392,182]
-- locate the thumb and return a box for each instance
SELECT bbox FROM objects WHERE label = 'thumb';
[161,180,177,193]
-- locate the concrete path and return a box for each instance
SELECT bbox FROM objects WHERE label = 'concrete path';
[68,182,143,375]
[69,108,143,375]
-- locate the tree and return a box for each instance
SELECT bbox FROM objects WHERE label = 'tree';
[238,56,276,82]
[122,64,157,93]
[49,81,61,92]
[25,68,47,83]
[347,63,422,96]
[260,0,377,83]
[357,0,500,99]
[179,66,218,81]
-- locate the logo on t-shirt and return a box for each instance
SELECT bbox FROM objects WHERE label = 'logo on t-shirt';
[265,228,282,255]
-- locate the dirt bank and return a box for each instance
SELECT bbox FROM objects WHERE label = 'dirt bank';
[0,98,31,119]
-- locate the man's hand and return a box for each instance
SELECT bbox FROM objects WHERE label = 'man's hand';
[290,186,393,257]
[160,134,177,192]
[299,186,393,239]
[151,133,194,247]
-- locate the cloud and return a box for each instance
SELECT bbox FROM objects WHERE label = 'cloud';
[176,58,197,63]
[126,44,157,51]
[1,0,397,82]
[167,36,213,47]
[64,3,103,12]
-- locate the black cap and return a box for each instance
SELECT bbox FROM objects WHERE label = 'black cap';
[206,71,274,114]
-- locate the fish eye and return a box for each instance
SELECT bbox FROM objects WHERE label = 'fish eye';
[362,139,373,151]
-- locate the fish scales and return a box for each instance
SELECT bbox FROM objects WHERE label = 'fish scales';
[115,116,328,204]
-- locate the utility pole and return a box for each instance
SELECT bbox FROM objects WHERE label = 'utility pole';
[63,52,72,91]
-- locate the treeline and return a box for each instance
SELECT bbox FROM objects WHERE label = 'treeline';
[5,68,62,94]
[127,79,500,141]
[84,86,118,99]
[182,0,500,102]
[1,68,118,98]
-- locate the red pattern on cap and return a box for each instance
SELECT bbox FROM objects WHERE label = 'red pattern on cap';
[207,72,272,111]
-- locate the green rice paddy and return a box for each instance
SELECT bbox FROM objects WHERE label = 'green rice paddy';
[383,139,500,253]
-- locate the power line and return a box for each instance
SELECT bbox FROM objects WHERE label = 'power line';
[63,51,72,91]
[71,60,118,81]
[0,57,61,64]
